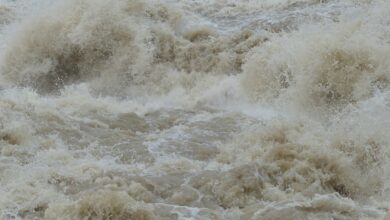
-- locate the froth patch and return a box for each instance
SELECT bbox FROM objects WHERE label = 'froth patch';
[216,118,384,203]
[242,20,390,111]
[44,191,154,220]
[0,5,14,25]
[0,0,268,97]
[1,0,135,94]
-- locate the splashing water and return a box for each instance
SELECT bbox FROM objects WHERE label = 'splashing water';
[0,0,389,219]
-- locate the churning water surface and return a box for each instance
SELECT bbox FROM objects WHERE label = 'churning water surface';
[0,0,389,219]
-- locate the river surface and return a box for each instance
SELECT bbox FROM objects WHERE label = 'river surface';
[0,0,389,219]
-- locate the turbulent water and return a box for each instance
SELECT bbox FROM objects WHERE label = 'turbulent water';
[0,0,389,219]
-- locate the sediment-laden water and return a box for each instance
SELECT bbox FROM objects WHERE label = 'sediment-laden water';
[0,0,389,219]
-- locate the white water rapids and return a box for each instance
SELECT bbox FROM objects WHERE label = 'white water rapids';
[0,0,389,219]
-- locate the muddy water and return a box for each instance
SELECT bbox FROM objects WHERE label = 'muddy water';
[0,0,389,219]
